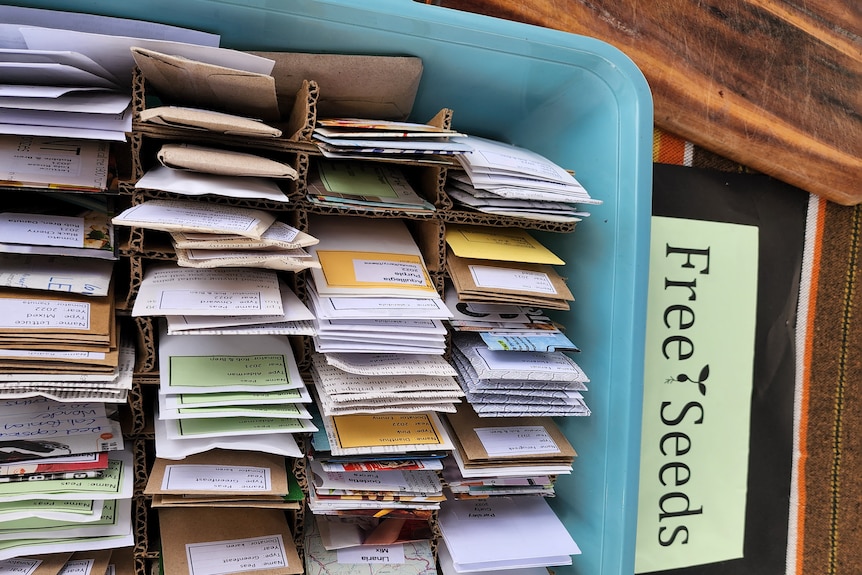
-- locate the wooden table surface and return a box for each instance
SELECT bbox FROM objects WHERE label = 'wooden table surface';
[431,0,862,205]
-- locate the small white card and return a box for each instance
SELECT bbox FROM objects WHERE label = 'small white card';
[336,544,406,565]
[133,265,284,317]
[475,426,561,457]
[476,347,574,372]
[162,464,272,492]
[354,260,427,286]
[186,535,287,575]
[0,349,105,360]
[0,213,84,247]
[160,290,264,312]
[0,298,90,330]
[58,559,94,575]
[469,265,557,295]
[0,558,41,575]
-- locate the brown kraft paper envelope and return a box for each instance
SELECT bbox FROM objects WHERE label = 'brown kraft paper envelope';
[139,106,283,137]
[445,251,574,301]
[0,320,119,368]
[158,507,303,575]
[65,550,112,575]
[15,553,73,575]
[445,402,576,463]
[157,143,298,179]
[254,52,422,120]
[131,47,281,122]
[0,287,113,341]
[446,257,572,311]
[145,449,290,496]
[109,546,137,575]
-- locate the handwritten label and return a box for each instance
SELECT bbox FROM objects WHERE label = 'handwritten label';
[337,544,406,565]
[0,299,90,330]
[453,499,508,521]
[353,259,427,286]
[162,465,272,492]
[469,265,557,295]
[186,535,287,575]
[475,426,561,456]
[58,559,94,575]
[0,558,41,575]
[0,214,84,248]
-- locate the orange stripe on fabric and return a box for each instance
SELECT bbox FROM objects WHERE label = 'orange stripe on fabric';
[653,127,688,165]
[796,195,827,573]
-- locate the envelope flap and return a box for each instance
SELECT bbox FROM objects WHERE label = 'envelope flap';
[132,46,280,121]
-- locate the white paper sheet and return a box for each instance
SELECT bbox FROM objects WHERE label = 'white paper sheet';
[437,496,580,572]
[153,408,302,460]
[136,165,287,202]
[158,331,305,395]
[132,265,283,317]
[20,27,273,88]
[0,90,130,114]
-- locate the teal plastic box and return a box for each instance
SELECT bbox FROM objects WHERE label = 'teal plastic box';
[7,1,653,572]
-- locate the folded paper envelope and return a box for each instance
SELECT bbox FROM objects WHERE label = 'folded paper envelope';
[255,51,423,120]
[157,143,298,179]
[445,402,576,464]
[145,449,290,496]
[159,507,303,575]
[131,46,281,121]
[446,251,574,309]
[445,224,565,265]
[139,106,282,137]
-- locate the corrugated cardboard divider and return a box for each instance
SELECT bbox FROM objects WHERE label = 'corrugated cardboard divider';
[132,63,320,150]
[124,378,147,437]
[133,316,157,373]
[441,209,578,233]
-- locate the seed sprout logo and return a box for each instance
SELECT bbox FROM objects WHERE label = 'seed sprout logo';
[665,365,710,396]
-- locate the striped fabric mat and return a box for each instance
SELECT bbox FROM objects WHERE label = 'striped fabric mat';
[654,127,862,575]
[789,196,862,575]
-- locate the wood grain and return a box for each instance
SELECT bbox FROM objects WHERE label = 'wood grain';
[432,0,862,204]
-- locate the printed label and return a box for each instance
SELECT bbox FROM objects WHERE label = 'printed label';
[475,426,561,456]
[186,535,287,575]
[162,465,271,492]
[469,265,557,294]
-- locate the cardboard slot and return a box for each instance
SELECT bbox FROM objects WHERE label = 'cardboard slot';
[305,157,449,216]
[132,134,303,204]
[132,63,319,148]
